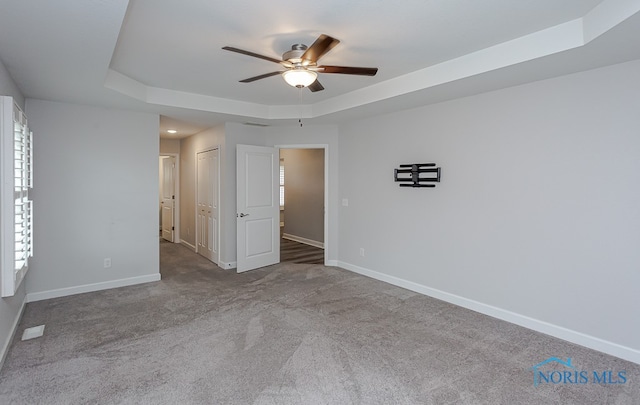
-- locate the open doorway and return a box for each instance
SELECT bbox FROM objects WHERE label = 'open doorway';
[279,147,326,264]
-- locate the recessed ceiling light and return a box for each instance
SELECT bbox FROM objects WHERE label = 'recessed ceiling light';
[167,129,177,134]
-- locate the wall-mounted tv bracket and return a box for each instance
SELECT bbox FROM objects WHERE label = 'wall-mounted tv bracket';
[394,163,441,188]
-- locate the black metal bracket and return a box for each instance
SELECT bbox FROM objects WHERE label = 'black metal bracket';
[394,163,441,188]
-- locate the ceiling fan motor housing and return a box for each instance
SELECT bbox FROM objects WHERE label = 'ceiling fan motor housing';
[283,44,309,64]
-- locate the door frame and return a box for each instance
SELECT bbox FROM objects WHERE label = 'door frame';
[160,152,180,243]
[275,144,329,265]
[195,146,220,265]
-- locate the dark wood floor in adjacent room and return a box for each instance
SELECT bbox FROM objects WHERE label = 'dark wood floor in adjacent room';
[280,238,324,264]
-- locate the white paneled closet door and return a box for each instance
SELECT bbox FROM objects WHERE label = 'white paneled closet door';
[196,149,218,264]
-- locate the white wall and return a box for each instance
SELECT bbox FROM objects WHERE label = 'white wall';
[25,99,160,300]
[338,59,640,362]
[0,58,27,369]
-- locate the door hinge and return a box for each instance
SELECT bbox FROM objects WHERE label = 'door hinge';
[172,195,175,199]
[172,226,175,230]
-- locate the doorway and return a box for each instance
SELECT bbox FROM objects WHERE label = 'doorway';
[159,153,179,243]
[279,146,327,264]
[235,143,330,272]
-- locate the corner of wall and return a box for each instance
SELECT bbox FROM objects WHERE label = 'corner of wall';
[0,284,27,372]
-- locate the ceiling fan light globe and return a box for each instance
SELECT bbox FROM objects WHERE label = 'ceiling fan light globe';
[282,69,317,88]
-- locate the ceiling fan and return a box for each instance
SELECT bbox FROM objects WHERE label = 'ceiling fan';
[222,34,378,92]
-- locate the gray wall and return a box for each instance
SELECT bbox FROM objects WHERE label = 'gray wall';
[160,138,180,154]
[25,99,160,297]
[0,58,27,368]
[337,59,640,357]
[179,125,226,256]
[221,123,267,265]
[281,149,324,244]
[0,59,24,109]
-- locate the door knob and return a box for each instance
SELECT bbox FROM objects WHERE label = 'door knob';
[239,213,249,217]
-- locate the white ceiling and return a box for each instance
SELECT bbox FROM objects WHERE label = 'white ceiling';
[1,0,639,135]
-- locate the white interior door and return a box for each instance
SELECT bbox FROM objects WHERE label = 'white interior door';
[197,149,219,264]
[161,156,175,242]
[237,144,279,273]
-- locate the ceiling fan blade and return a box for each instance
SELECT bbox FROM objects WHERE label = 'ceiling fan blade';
[239,71,283,83]
[318,66,378,76]
[308,80,324,92]
[222,46,287,65]
[301,34,340,64]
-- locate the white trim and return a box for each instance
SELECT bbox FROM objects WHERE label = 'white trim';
[337,261,640,365]
[159,152,180,243]
[180,239,196,251]
[219,261,237,270]
[0,294,27,371]
[26,274,161,303]
[276,144,329,266]
[326,260,338,267]
[283,233,324,249]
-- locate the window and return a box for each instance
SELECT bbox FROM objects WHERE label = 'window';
[1,97,33,297]
[279,159,285,208]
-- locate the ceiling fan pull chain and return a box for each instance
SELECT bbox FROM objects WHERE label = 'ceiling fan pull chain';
[298,88,303,127]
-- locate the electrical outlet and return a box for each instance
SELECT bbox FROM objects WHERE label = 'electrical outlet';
[103,258,111,268]
[359,248,365,257]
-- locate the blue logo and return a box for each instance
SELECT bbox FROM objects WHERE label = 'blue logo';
[531,357,627,386]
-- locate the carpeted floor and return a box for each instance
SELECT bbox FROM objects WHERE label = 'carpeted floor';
[0,241,638,404]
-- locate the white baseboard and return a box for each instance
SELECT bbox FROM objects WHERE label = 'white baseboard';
[26,274,161,303]
[180,240,196,251]
[219,261,237,270]
[283,233,324,249]
[326,260,338,267]
[337,261,640,365]
[0,295,27,372]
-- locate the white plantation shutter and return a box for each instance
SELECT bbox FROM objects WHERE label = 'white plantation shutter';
[1,97,33,297]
